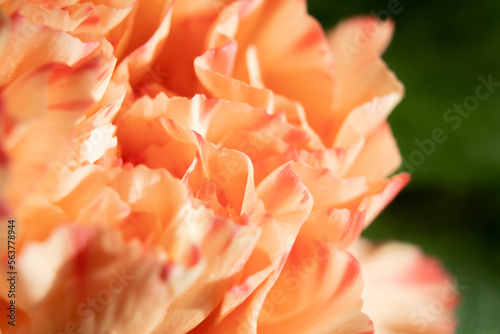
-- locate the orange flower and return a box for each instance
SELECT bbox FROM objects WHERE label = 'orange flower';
[0,1,458,333]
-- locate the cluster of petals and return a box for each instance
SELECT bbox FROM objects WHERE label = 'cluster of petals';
[0,0,458,333]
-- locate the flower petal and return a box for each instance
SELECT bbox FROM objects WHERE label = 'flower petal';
[258,237,373,334]
[195,41,274,112]
[351,239,459,334]
[327,16,403,144]
[345,121,402,183]
[0,14,98,87]
[291,162,369,211]
[1,225,201,334]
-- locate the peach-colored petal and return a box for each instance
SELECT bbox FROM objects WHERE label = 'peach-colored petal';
[0,1,438,332]
[75,186,131,226]
[256,164,312,226]
[0,14,98,87]
[248,0,336,143]
[327,16,404,145]
[356,172,410,227]
[215,163,313,317]
[186,138,261,217]
[134,118,199,178]
[195,41,274,111]
[1,24,115,208]
[115,101,202,178]
[300,208,365,250]
[150,208,261,334]
[75,2,136,36]
[291,162,369,211]
[0,8,10,52]
[61,89,122,166]
[0,225,201,334]
[190,271,279,334]
[4,109,89,209]
[352,239,459,334]
[118,0,173,59]
[328,16,394,67]
[256,237,372,334]
[153,0,220,97]
[48,164,108,216]
[113,0,173,93]
[15,195,70,243]
[108,164,188,225]
[16,1,93,32]
[334,93,402,150]
[345,121,402,183]
[273,94,324,149]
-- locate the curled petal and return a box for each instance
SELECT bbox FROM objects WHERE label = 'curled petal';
[0,14,98,87]
[356,172,410,227]
[195,41,274,112]
[291,162,368,211]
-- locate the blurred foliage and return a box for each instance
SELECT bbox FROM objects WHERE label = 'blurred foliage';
[307,0,500,333]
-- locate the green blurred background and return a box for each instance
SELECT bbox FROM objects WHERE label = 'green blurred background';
[308,1,500,333]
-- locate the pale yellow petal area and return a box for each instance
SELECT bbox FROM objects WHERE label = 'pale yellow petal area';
[352,239,459,334]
